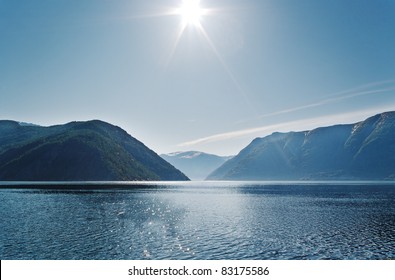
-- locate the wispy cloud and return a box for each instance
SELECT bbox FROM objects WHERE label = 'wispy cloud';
[239,79,395,122]
[178,104,395,148]
[178,123,282,147]
[178,79,395,149]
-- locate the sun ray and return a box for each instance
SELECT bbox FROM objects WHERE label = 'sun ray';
[195,24,258,115]
[164,0,209,66]
[152,1,257,114]
[164,21,189,67]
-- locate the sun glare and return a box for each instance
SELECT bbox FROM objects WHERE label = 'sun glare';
[177,0,206,27]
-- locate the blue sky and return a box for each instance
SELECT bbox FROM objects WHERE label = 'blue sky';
[1,0,394,155]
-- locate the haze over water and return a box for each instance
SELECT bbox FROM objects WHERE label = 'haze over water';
[0,182,394,260]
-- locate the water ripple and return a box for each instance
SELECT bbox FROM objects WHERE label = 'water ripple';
[0,183,394,259]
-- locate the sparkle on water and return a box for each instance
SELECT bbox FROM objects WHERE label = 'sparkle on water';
[1,181,394,260]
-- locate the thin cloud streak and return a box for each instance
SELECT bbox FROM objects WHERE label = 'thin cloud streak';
[330,79,395,97]
[178,105,395,148]
[178,123,281,147]
[237,79,395,122]
[260,86,395,119]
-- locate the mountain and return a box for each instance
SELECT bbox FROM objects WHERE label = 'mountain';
[161,151,232,180]
[0,120,189,181]
[207,111,395,181]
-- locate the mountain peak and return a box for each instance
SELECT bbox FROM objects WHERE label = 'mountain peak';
[208,111,395,181]
[161,151,232,180]
[0,120,189,181]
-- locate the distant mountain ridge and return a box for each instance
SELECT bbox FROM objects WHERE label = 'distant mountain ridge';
[207,111,395,180]
[161,151,232,180]
[0,120,189,181]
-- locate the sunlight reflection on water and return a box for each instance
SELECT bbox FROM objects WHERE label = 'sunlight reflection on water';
[0,182,394,259]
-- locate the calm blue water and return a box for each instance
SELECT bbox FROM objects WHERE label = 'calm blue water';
[0,181,394,260]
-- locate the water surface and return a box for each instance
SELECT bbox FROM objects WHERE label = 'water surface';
[0,181,394,259]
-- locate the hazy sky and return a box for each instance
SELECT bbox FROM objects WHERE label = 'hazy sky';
[1,0,395,155]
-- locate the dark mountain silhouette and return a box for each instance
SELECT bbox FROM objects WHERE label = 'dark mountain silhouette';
[0,120,189,181]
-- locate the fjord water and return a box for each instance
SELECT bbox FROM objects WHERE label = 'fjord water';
[0,182,394,260]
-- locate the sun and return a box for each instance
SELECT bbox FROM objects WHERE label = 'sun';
[176,0,206,27]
